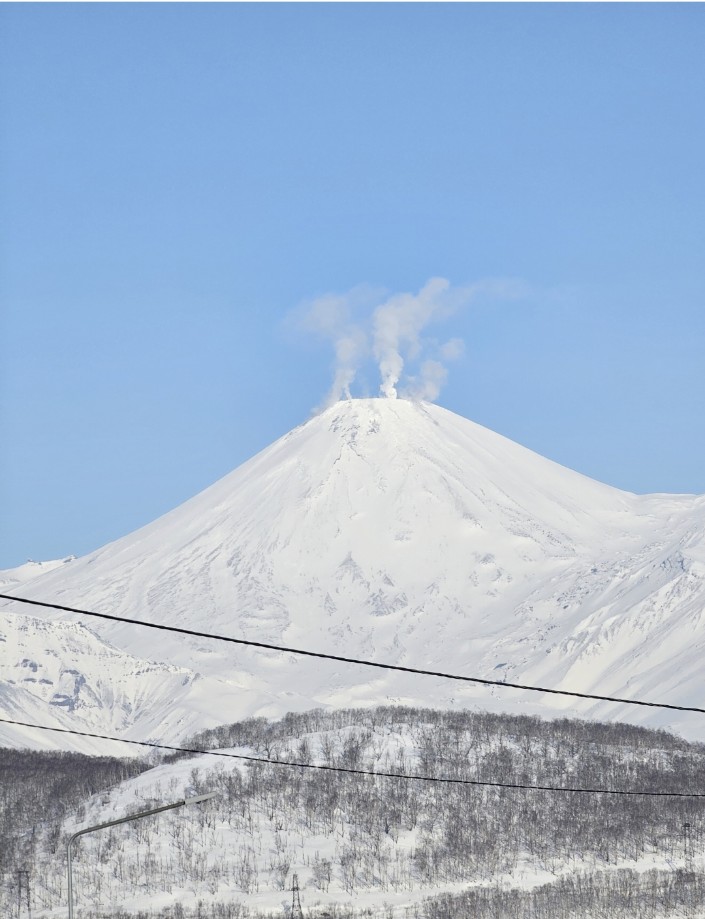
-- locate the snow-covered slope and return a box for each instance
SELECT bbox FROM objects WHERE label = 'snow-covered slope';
[0,610,258,753]
[16,707,705,918]
[2,398,705,744]
[0,556,77,589]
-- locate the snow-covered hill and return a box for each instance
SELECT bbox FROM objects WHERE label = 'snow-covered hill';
[9,706,705,918]
[0,610,259,753]
[2,398,705,747]
[0,556,77,589]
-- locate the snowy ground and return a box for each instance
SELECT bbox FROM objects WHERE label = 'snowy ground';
[17,709,704,917]
[2,399,705,755]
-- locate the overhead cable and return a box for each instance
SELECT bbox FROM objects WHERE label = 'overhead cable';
[1,592,703,716]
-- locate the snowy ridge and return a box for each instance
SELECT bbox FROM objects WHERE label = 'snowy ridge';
[0,611,253,753]
[0,555,76,589]
[1,398,705,747]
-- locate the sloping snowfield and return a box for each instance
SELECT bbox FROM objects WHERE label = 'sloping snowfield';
[2,398,705,749]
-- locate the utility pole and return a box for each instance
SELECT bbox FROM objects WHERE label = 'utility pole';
[683,822,695,919]
[16,868,31,919]
[67,791,217,918]
[291,873,304,919]
[683,822,694,873]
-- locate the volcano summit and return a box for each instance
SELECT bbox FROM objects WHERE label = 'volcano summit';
[2,398,705,749]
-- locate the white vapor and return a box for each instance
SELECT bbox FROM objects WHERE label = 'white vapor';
[372,278,447,399]
[439,338,465,362]
[404,360,448,402]
[328,327,368,405]
[295,276,525,407]
[296,288,375,408]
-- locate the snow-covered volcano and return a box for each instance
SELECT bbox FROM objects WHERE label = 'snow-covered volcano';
[2,398,705,748]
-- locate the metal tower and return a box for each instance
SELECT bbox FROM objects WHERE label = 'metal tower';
[16,869,31,919]
[684,822,694,873]
[291,872,304,919]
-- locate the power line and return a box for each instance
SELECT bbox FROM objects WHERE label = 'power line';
[2,716,705,799]
[2,591,704,716]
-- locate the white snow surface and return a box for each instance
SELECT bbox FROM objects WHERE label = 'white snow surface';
[2,398,705,750]
[28,719,700,918]
[0,556,76,589]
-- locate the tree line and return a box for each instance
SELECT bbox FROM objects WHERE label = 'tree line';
[2,706,705,917]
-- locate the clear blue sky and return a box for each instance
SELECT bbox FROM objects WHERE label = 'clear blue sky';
[1,3,704,569]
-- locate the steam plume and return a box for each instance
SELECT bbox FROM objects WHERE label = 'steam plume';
[372,277,452,399]
[296,276,524,406]
[297,288,373,408]
[328,328,367,405]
